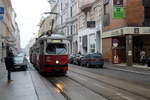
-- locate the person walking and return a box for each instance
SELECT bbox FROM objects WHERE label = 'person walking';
[4,47,14,82]
[140,50,146,65]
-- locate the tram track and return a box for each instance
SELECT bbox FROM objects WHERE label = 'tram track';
[69,69,150,100]
[28,62,70,100]
[48,79,72,100]
[70,64,150,88]
[47,76,108,100]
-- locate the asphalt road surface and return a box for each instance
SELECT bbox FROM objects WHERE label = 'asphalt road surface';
[29,63,150,100]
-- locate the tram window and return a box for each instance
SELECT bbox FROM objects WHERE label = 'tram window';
[46,43,67,54]
[46,44,55,54]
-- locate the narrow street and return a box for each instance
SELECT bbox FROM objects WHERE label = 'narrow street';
[28,62,150,100]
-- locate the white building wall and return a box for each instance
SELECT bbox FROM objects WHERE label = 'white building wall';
[78,28,97,54]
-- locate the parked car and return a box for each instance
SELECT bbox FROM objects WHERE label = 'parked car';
[80,53,104,68]
[69,54,77,64]
[12,55,28,71]
[69,54,81,64]
[73,54,84,65]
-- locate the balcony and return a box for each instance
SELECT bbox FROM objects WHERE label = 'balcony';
[79,0,95,12]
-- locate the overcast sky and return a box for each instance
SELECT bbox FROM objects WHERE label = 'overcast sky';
[11,0,50,48]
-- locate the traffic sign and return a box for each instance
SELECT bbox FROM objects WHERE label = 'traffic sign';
[113,39,119,47]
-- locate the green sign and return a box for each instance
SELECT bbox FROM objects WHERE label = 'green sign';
[112,7,124,19]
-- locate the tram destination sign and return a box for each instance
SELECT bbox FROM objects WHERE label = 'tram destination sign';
[47,39,61,43]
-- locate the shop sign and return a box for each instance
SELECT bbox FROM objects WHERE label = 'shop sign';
[102,28,123,38]
[113,7,124,19]
[48,0,57,3]
[0,7,4,14]
[124,27,150,35]
[128,50,132,56]
[134,28,139,34]
[142,28,150,34]
[113,0,123,7]
[102,27,150,39]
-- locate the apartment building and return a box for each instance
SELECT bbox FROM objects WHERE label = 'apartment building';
[102,0,150,65]
[0,0,20,79]
[49,0,103,55]
[78,0,103,55]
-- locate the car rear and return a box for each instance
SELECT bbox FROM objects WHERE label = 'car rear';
[88,53,104,68]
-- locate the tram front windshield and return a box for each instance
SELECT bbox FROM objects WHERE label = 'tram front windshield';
[46,43,67,55]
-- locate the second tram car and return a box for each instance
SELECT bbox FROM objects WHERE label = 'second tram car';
[29,34,68,75]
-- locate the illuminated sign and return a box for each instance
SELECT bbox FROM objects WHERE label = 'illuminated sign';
[47,39,61,43]
[112,7,124,19]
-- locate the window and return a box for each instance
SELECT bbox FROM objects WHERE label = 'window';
[46,43,67,54]
[61,3,63,10]
[70,7,73,17]
[144,7,150,19]
[104,4,109,15]
[70,25,73,35]
[103,3,110,26]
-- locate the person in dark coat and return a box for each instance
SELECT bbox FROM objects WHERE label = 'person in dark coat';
[4,47,14,82]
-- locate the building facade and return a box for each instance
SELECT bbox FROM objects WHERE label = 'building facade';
[49,0,103,55]
[102,0,150,65]
[0,0,20,79]
[78,0,103,55]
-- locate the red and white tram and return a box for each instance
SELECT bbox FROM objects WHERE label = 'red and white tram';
[29,34,68,75]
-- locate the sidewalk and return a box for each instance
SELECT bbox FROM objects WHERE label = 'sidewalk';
[105,63,150,75]
[0,65,65,100]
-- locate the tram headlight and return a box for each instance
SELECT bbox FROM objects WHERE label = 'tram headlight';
[56,60,59,64]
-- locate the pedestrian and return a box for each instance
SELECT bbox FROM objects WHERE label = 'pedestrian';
[140,50,146,65]
[4,47,14,82]
[78,51,81,54]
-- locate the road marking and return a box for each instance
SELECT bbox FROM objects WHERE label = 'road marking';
[78,77,87,81]
[116,93,133,100]
[94,83,105,88]
[108,67,150,76]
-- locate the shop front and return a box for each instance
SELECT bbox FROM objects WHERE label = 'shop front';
[102,27,150,65]
[133,35,150,63]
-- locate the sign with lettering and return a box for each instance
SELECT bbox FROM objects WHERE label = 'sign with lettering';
[0,7,4,14]
[48,0,57,3]
[113,7,124,19]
